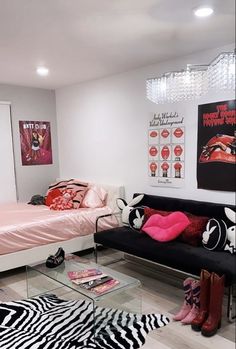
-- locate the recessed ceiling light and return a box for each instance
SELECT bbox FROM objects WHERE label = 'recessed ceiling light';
[36,66,49,76]
[194,6,214,17]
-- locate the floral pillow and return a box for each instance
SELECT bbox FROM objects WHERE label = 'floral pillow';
[50,189,76,210]
[45,188,61,206]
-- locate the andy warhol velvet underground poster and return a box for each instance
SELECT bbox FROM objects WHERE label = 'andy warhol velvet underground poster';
[19,121,53,165]
[197,100,236,191]
[148,111,185,188]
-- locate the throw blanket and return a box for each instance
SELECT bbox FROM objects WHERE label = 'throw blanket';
[0,294,169,349]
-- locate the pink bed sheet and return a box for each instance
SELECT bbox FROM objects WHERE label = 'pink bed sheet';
[0,203,117,255]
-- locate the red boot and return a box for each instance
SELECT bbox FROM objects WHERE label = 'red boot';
[201,272,225,337]
[191,270,211,331]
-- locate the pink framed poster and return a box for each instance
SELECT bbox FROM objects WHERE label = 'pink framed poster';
[19,121,53,165]
[148,111,185,187]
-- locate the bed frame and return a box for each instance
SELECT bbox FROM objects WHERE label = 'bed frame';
[0,235,95,272]
[0,182,124,272]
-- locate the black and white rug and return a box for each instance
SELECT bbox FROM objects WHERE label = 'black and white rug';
[0,294,169,349]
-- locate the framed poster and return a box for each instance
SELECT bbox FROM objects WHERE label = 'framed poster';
[197,100,236,191]
[148,111,185,188]
[19,121,53,165]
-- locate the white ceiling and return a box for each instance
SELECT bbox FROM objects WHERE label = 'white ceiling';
[0,0,235,89]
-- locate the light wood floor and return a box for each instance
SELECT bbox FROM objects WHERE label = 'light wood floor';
[0,249,235,349]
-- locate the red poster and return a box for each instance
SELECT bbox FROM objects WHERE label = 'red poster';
[19,121,53,165]
[197,100,236,191]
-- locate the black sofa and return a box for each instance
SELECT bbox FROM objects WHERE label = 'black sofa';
[94,193,236,321]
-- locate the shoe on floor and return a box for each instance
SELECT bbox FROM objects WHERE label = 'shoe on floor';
[46,247,65,268]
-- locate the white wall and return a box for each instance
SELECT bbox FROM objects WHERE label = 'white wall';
[0,103,17,202]
[0,84,59,201]
[56,44,235,205]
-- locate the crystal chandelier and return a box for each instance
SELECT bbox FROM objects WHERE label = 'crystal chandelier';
[207,52,235,90]
[146,51,235,104]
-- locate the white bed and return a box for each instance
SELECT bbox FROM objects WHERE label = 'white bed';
[0,183,124,272]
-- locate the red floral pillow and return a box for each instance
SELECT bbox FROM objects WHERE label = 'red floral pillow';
[50,189,76,211]
[45,188,61,206]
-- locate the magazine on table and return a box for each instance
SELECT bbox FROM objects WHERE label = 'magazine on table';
[92,279,120,295]
[79,276,113,290]
[67,269,102,280]
[68,268,120,294]
[71,273,108,285]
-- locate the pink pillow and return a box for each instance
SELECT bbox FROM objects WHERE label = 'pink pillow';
[46,180,71,197]
[66,179,88,209]
[142,212,190,242]
[81,185,107,208]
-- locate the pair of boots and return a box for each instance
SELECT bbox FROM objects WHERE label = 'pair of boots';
[191,270,225,337]
[173,270,225,337]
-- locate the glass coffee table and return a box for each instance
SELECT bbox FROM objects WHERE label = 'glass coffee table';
[26,257,141,341]
[26,257,141,314]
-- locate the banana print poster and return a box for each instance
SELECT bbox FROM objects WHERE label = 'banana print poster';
[148,111,185,187]
[197,100,236,191]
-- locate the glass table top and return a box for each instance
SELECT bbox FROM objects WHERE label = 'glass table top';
[27,258,141,302]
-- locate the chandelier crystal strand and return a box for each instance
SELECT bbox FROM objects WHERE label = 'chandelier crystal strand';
[208,52,236,90]
[146,51,235,104]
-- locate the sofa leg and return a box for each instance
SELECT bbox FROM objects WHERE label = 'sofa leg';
[94,244,98,264]
[227,285,236,323]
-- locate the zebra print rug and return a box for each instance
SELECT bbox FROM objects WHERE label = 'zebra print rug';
[0,294,169,349]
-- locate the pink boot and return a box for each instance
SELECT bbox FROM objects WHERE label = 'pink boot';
[182,280,200,324]
[173,278,193,321]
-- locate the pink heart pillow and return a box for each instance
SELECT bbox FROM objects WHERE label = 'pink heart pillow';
[142,211,190,242]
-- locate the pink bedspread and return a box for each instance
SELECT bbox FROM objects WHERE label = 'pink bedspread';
[0,203,117,255]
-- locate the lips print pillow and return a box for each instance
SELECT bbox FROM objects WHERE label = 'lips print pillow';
[142,211,190,242]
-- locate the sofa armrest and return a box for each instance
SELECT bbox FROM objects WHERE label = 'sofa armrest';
[95,212,121,233]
